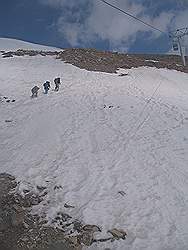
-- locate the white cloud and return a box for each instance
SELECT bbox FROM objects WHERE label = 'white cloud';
[173,9,188,30]
[171,9,188,54]
[86,0,145,48]
[39,0,188,51]
[39,0,89,9]
[85,1,175,49]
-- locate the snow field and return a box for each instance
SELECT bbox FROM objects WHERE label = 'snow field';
[0,54,188,250]
[0,38,60,51]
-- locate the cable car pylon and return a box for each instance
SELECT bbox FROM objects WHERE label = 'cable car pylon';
[169,28,188,66]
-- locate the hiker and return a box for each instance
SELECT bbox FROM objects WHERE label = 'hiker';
[31,86,40,98]
[54,77,61,91]
[43,81,51,94]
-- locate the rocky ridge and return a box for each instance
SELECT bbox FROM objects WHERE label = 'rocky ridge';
[0,174,127,250]
[1,48,188,74]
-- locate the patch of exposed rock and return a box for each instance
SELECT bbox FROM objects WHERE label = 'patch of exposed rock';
[1,48,187,74]
[1,49,58,58]
[56,48,188,73]
[0,173,79,250]
[0,173,127,250]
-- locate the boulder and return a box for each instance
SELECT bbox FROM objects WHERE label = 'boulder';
[107,228,127,240]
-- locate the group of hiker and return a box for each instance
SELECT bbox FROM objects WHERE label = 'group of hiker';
[31,77,61,98]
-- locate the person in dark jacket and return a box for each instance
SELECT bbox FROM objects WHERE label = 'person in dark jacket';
[31,86,40,98]
[43,81,51,94]
[54,77,61,91]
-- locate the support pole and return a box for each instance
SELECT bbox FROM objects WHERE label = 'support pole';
[177,37,186,66]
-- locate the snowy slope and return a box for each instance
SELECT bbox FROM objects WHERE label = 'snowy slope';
[0,51,188,250]
[0,38,61,51]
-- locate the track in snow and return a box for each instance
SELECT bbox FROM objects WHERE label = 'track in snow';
[0,54,188,250]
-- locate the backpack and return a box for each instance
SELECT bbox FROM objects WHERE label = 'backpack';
[55,78,60,84]
[44,81,50,89]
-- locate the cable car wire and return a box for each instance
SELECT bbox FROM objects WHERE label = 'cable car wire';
[99,0,167,35]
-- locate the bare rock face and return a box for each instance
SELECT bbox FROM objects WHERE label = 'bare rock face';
[1,50,58,58]
[65,236,82,250]
[1,48,187,74]
[0,173,128,250]
[79,231,94,246]
[0,173,78,250]
[82,224,101,233]
[107,228,127,240]
[0,210,11,231]
[56,48,188,74]
[10,206,25,227]
[2,52,13,58]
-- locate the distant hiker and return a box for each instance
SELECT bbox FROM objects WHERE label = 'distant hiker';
[43,81,51,94]
[31,86,40,98]
[54,77,61,91]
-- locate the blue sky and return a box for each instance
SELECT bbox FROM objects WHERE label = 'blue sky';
[0,0,188,53]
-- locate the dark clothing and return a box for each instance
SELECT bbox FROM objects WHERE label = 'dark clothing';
[55,84,60,91]
[31,86,40,97]
[43,81,50,94]
[54,78,61,92]
[44,88,48,94]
